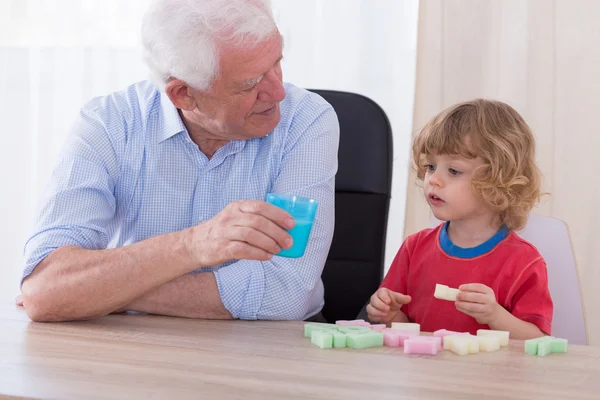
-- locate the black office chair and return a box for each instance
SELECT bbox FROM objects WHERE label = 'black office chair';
[309,89,393,323]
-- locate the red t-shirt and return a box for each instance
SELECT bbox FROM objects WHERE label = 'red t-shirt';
[381,223,553,335]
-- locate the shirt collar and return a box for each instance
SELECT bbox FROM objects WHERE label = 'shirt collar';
[157,92,187,143]
[439,221,510,259]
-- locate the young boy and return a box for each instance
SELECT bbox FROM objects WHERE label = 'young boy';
[367,99,553,339]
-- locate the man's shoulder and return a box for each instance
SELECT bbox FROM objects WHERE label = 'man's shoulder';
[79,80,160,136]
[78,81,160,144]
[273,83,338,148]
[279,83,335,123]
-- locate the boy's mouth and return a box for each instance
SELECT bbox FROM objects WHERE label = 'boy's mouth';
[428,193,445,203]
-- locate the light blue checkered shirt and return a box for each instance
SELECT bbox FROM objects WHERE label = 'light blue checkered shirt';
[23,81,339,320]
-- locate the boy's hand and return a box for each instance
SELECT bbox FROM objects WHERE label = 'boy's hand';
[366,288,411,323]
[455,283,502,325]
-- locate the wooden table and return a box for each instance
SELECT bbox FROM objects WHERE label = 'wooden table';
[1,299,599,400]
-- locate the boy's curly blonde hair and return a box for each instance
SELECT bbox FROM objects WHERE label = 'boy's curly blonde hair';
[412,99,542,231]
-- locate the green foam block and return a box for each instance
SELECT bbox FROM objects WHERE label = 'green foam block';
[331,330,347,348]
[345,331,384,349]
[538,338,568,356]
[311,330,333,349]
[524,336,555,355]
[336,326,371,334]
[304,323,338,338]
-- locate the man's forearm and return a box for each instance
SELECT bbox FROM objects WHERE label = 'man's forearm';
[21,229,198,322]
[124,272,232,319]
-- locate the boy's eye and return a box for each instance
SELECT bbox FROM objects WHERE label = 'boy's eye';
[425,164,435,172]
[449,168,461,176]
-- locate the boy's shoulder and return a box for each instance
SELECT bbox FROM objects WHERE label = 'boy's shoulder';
[499,231,544,261]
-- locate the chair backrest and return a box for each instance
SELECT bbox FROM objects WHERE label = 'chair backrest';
[516,214,588,344]
[431,214,588,344]
[309,89,393,323]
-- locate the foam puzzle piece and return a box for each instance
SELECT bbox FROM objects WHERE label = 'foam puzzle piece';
[336,319,371,327]
[433,329,469,346]
[331,330,347,348]
[444,335,479,355]
[445,336,474,355]
[434,284,460,301]
[311,330,333,349]
[404,338,439,355]
[476,335,501,352]
[537,338,568,356]
[477,329,510,347]
[407,336,442,351]
[304,323,338,338]
[524,336,567,356]
[382,329,419,347]
[370,324,387,332]
[391,322,420,333]
[346,331,384,349]
[337,326,372,334]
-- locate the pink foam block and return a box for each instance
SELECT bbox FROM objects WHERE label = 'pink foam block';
[335,319,371,327]
[382,329,419,347]
[404,337,439,355]
[370,324,387,332]
[433,329,470,345]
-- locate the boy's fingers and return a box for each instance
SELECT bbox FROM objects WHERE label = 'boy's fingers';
[391,292,411,306]
[377,288,392,304]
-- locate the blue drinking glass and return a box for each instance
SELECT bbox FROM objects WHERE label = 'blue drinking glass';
[266,193,318,258]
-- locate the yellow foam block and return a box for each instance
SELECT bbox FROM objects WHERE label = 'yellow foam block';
[445,335,479,355]
[477,329,510,347]
[476,335,501,352]
[447,336,470,355]
[390,322,420,333]
[433,284,459,301]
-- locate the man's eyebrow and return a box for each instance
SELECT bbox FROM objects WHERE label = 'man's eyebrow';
[237,55,284,88]
[240,75,264,88]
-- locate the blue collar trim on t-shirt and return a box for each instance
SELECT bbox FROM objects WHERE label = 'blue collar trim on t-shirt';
[439,221,509,259]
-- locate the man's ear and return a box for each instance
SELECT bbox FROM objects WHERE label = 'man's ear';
[164,79,196,111]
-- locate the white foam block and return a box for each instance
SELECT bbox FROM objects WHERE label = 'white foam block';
[476,335,501,352]
[433,284,459,301]
[445,335,479,354]
[390,322,420,333]
[477,329,510,347]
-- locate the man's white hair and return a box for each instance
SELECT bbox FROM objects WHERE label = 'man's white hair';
[142,0,277,91]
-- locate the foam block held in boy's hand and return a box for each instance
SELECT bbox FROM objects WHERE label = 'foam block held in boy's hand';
[477,329,510,347]
[311,330,333,349]
[433,284,459,301]
[390,322,420,333]
[345,331,384,349]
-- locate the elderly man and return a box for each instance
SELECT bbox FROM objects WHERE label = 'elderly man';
[19,0,338,322]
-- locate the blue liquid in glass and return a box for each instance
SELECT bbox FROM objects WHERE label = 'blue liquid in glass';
[278,219,314,258]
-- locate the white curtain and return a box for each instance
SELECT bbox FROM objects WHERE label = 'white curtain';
[0,0,419,295]
[407,0,600,344]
